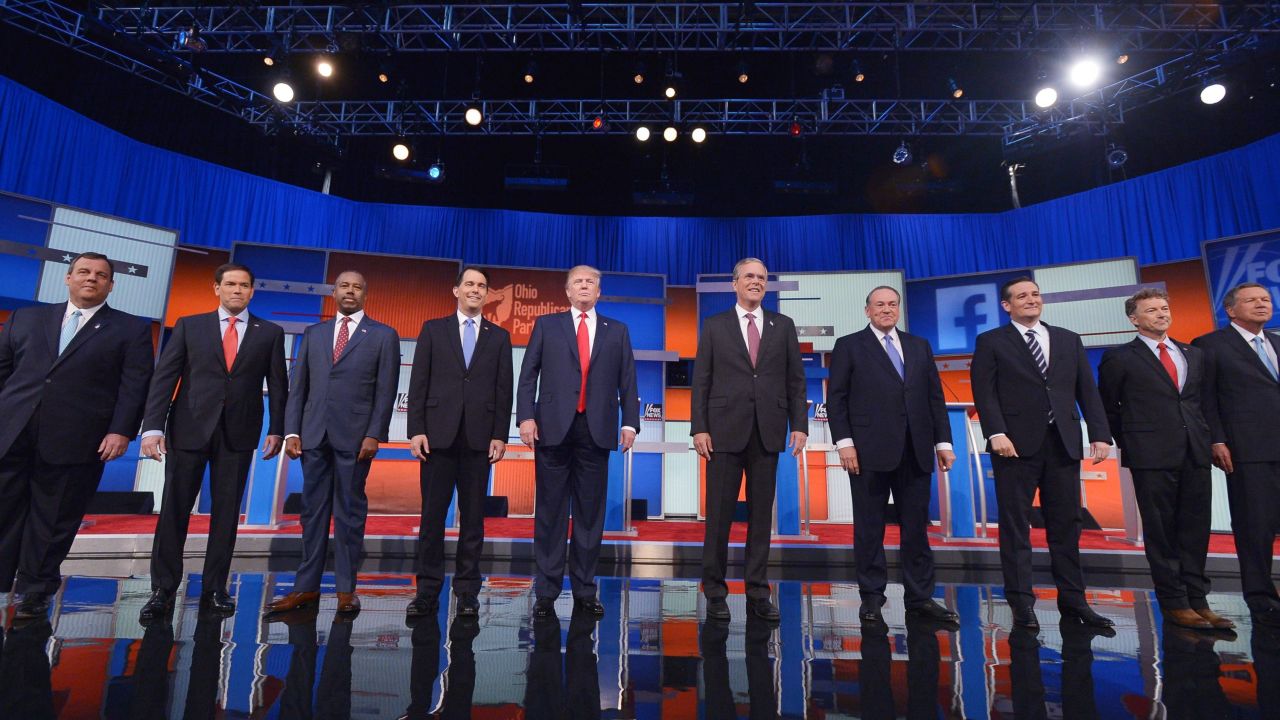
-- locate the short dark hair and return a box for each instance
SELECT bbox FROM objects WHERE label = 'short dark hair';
[455,266,490,287]
[1000,276,1038,302]
[67,251,115,280]
[1224,282,1269,309]
[1124,287,1169,317]
[215,262,255,285]
[864,285,901,306]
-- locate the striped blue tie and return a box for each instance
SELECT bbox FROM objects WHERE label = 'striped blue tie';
[1255,336,1278,381]
[1026,329,1053,423]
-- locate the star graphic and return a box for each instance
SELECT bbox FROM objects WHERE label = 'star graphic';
[283,283,291,290]
[259,282,267,288]
[307,286,315,292]
[61,253,72,262]
[127,266,138,274]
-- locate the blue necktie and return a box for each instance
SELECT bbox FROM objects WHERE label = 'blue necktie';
[58,309,83,355]
[883,333,904,379]
[1254,336,1278,381]
[462,318,476,368]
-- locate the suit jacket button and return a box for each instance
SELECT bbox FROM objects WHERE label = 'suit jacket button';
[753,374,758,378]
[45,379,51,384]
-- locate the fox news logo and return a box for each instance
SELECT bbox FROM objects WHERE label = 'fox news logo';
[643,403,664,420]
[1208,239,1280,318]
[936,283,1001,351]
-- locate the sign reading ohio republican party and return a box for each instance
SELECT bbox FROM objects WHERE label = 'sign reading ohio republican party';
[480,267,572,346]
[1203,229,1280,330]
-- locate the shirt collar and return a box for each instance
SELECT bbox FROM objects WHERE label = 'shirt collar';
[1231,322,1265,342]
[217,306,250,324]
[1136,333,1173,352]
[336,309,365,325]
[573,307,593,320]
[66,299,105,317]
[736,304,763,320]
[1012,319,1043,336]
[868,324,899,343]
[457,309,481,326]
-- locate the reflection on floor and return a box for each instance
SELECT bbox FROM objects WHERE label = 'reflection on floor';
[1,569,1277,719]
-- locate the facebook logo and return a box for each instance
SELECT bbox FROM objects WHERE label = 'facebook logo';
[936,284,999,351]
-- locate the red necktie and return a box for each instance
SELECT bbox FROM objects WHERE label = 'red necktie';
[222,316,238,370]
[333,316,351,363]
[745,312,760,367]
[577,313,590,413]
[1157,341,1179,388]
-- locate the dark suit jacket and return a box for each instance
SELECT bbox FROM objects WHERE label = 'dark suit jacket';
[1098,336,1211,470]
[406,314,513,451]
[284,315,401,451]
[0,302,153,465]
[970,322,1111,460]
[141,310,287,452]
[1192,326,1280,463]
[516,309,640,449]
[690,308,807,454]
[827,327,951,474]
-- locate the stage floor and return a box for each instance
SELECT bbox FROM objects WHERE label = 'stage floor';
[2,564,1276,719]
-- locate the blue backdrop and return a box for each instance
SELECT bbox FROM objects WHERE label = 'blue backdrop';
[2,73,1280,284]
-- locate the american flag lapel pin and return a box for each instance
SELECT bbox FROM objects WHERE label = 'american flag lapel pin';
[361,328,367,333]
[93,323,101,329]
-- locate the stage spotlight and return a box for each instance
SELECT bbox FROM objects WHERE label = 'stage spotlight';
[378,72,389,83]
[1200,81,1226,105]
[1034,86,1058,108]
[392,143,410,161]
[663,126,678,142]
[789,120,802,137]
[263,55,275,67]
[272,81,295,103]
[316,58,334,78]
[523,59,537,84]
[1106,144,1129,168]
[635,126,651,142]
[948,78,964,99]
[691,127,707,143]
[1116,53,1130,65]
[428,162,445,182]
[592,115,605,130]
[892,141,912,165]
[853,60,865,83]
[737,60,749,84]
[1069,58,1101,88]
[465,107,483,126]
[664,85,677,99]
[633,61,646,84]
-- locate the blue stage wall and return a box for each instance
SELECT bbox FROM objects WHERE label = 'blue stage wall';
[3,73,1280,286]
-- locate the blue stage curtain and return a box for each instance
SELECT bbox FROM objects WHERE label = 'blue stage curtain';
[3,74,1280,284]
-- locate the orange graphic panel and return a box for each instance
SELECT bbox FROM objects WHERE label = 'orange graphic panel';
[365,456,423,514]
[323,253,458,339]
[492,453,537,515]
[1141,259,1216,339]
[164,247,230,327]
[666,286,698,358]
[475,267,571,346]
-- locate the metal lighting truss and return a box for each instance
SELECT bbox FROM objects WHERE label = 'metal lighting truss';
[94,3,1278,53]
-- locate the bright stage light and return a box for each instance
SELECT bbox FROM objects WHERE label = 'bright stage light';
[428,163,445,181]
[948,78,964,99]
[465,107,483,126]
[316,59,334,78]
[1069,58,1101,88]
[263,55,275,67]
[663,126,678,142]
[892,141,912,165]
[272,81,295,102]
[1107,144,1129,168]
[378,72,389,83]
[1034,87,1058,108]
[1200,82,1226,105]
[392,143,410,161]
[635,126,651,141]
[691,127,707,143]
[664,85,677,99]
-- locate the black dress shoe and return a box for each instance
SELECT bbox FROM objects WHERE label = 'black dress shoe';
[532,597,557,620]
[705,597,731,622]
[747,598,780,622]
[1060,604,1114,629]
[455,593,480,618]
[906,601,960,626]
[139,589,175,624]
[406,595,439,617]
[1251,605,1280,629]
[13,593,49,620]
[574,596,606,619]
[200,589,236,616]
[859,604,886,626]
[1010,604,1040,631]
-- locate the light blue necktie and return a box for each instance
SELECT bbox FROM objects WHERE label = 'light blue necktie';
[1254,336,1278,381]
[58,309,83,355]
[462,318,476,368]
[883,333,904,379]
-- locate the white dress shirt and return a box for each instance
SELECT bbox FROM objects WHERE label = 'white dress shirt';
[835,325,952,453]
[63,298,106,338]
[458,309,482,345]
[333,309,365,352]
[218,306,250,352]
[1231,322,1279,372]
[734,303,764,351]
[1136,333,1187,391]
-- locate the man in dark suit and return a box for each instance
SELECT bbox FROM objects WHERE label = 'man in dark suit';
[138,262,288,622]
[0,252,154,620]
[692,257,807,623]
[1098,288,1233,630]
[264,271,400,617]
[970,276,1114,631]
[402,267,513,620]
[1193,282,1280,628]
[827,286,959,629]
[517,265,639,621]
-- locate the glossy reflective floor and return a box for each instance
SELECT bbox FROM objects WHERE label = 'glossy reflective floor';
[1,567,1276,719]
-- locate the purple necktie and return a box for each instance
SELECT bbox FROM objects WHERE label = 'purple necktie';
[745,312,760,367]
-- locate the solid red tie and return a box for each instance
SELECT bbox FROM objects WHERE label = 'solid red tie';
[333,316,351,363]
[222,316,238,370]
[577,313,590,413]
[1157,342,1179,388]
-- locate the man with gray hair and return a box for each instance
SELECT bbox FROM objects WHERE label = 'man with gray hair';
[517,265,640,621]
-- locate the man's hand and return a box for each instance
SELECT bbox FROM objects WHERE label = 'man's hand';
[838,446,860,475]
[141,435,166,462]
[519,420,539,447]
[1089,441,1111,465]
[261,435,283,460]
[788,431,807,457]
[1211,443,1234,474]
[936,448,957,472]
[989,435,1018,459]
[692,432,713,460]
[98,433,131,462]
[489,439,506,464]
[358,437,379,462]
[410,434,430,461]
[285,436,302,459]
[620,428,637,452]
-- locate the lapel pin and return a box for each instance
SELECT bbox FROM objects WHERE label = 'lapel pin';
[93,324,101,329]
[769,321,775,327]
[361,328,367,333]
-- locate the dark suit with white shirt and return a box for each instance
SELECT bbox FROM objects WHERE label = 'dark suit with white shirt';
[826,326,951,609]
[143,309,288,594]
[285,311,400,593]
[1098,336,1212,610]
[1193,324,1280,610]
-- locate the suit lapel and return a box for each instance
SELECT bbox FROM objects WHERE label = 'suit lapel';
[1176,339,1199,396]
[563,312,582,367]
[210,312,230,373]
[473,318,494,363]
[728,311,754,367]
[51,304,111,370]
[862,328,903,383]
[1225,328,1278,383]
[1128,337,1179,394]
[590,313,609,365]
[44,302,65,358]
[447,316,469,372]
[1006,323,1044,377]
[333,315,368,365]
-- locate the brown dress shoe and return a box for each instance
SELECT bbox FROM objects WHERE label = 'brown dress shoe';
[265,591,320,614]
[1194,607,1237,630]
[1165,607,1214,629]
[336,592,361,614]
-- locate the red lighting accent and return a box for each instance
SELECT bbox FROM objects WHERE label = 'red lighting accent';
[592,116,604,130]
[789,122,802,137]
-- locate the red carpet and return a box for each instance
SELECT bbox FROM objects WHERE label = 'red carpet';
[78,514,1263,554]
